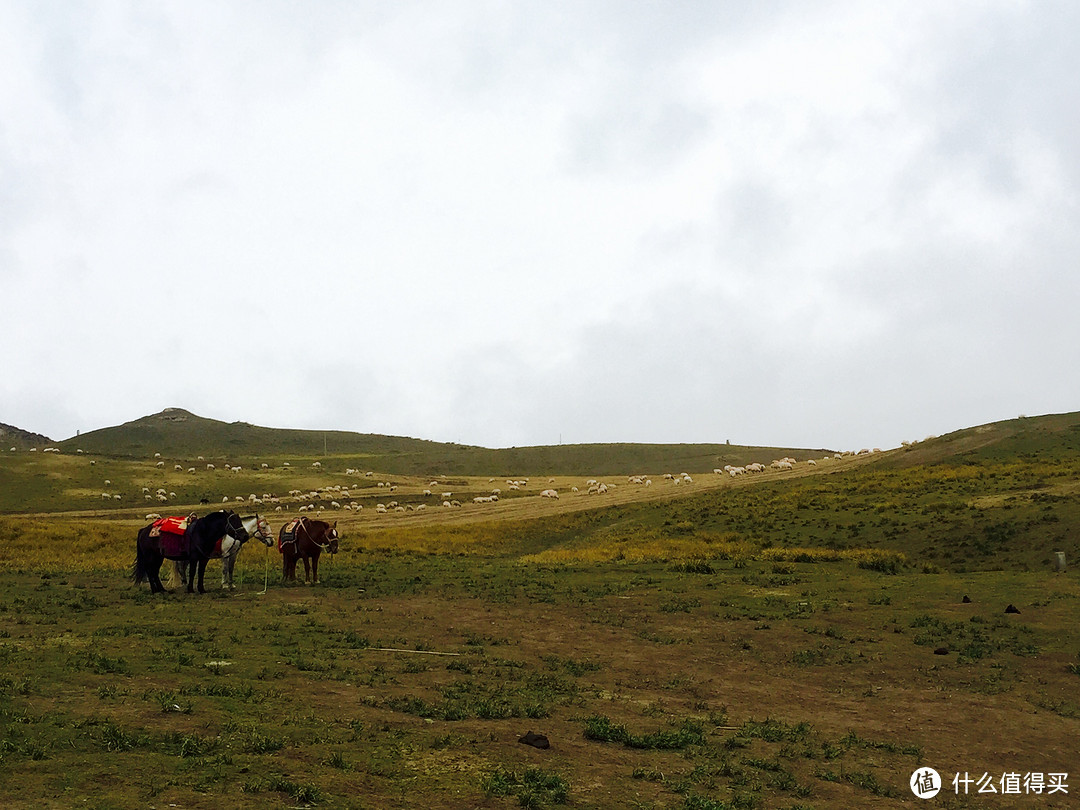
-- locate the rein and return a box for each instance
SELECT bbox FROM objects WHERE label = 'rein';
[297,517,336,552]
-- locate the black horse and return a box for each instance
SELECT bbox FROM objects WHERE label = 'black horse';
[132,510,249,594]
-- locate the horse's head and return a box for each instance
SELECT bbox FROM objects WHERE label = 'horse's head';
[224,510,250,543]
[325,521,339,554]
[244,515,274,547]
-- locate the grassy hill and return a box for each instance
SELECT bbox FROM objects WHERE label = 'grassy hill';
[54,407,832,477]
[0,422,53,450]
[881,411,1080,467]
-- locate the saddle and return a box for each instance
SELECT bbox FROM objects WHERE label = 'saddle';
[149,514,198,557]
[149,515,191,537]
[278,518,302,552]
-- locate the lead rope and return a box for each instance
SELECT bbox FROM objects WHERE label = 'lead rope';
[258,538,269,595]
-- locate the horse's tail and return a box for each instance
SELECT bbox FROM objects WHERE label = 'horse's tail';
[167,560,185,588]
[132,529,149,584]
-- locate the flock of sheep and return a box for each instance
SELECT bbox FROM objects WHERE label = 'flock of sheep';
[9,444,890,520]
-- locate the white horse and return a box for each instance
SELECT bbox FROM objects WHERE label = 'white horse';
[170,515,274,590]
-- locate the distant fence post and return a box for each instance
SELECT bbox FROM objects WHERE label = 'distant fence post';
[1053,552,1066,573]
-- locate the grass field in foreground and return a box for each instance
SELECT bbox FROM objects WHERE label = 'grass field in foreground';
[0,549,1077,809]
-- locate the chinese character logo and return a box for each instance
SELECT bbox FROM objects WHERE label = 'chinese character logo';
[911,768,941,799]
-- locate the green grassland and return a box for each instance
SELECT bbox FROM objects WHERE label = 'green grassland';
[0,410,1078,808]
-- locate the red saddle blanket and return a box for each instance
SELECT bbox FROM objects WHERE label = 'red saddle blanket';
[149,516,227,558]
[153,516,190,536]
[149,517,189,557]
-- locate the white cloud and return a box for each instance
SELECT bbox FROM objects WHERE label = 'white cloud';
[1,1,1077,450]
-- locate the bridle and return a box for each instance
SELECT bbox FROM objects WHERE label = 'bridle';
[224,511,250,543]
[297,517,338,553]
[242,515,274,547]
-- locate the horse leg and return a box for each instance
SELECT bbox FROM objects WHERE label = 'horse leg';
[222,552,233,590]
[196,559,208,594]
[302,555,312,584]
[311,552,320,585]
[149,554,165,593]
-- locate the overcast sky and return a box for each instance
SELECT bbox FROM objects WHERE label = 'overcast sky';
[2,1,1078,451]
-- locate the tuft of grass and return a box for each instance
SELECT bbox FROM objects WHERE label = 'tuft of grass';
[482,766,569,807]
[583,714,706,750]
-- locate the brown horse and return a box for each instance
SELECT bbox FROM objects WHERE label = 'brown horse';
[279,517,338,584]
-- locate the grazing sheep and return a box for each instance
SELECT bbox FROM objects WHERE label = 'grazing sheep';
[540,489,559,499]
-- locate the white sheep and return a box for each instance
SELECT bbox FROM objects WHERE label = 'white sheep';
[540,489,559,499]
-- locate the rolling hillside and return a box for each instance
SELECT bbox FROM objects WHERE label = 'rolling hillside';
[0,422,53,450]
[54,407,833,476]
